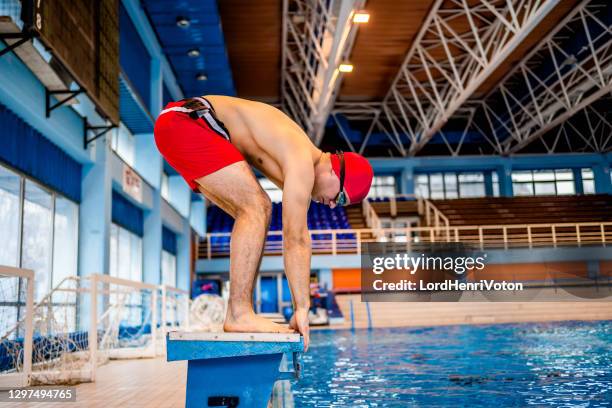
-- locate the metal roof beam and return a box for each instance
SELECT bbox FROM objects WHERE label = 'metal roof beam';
[373,0,562,155]
[280,0,366,144]
[467,1,612,154]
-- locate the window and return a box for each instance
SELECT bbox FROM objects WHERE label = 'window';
[554,169,575,195]
[22,180,54,302]
[0,166,21,267]
[109,223,143,282]
[367,176,397,198]
[415,174,430,199]
[444,174,458,199]
[492,172,500,197]
[259,178,282,202]
[161,172,169,201]
[512,169,575,196]
[512,171,534,196]
[458,173,486,198]
[161,251,177,287]
[0,164,80,332]
[110,126,136,166]
[52,197,79,289]
[581,169,595,194]
[415,172,487,199]
[429,173,445,199]
[109,223,143,327]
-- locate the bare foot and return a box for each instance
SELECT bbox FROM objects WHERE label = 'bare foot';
[224,311,295,334]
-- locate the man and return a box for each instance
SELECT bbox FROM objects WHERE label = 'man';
[154,96,373,350]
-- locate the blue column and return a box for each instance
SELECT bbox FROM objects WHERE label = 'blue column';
[593,164,611,194]
[169,175,191,217]
[142,193,162,285]
[150,57,163,115]
[176,219,192,292]
[484,171,494,196]
[134,133,162,189]
[78,139,112,328]
[190,199,206,237]
[497,163,513,197]
[573,168,584,195]
[400,166,415,195]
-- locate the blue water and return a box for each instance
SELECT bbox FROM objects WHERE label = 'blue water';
[292,321,612,407]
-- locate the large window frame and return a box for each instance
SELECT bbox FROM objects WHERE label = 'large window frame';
[415,172,492,199]
[161,250,177,288]
[109,223,143,283]
[512,169,575,196]
[367,176,397,199]
[0,162,80,330]
[581,168,595,194]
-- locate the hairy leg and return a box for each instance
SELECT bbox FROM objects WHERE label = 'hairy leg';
[194,161,293,333]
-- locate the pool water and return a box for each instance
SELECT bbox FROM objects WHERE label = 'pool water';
[292,321,612,407]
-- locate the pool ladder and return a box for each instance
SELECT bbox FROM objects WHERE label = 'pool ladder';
[349,300,373,330]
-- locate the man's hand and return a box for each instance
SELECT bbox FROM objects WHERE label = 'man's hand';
[289,308,310,352]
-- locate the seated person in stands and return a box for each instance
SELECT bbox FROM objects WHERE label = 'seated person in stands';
[154,95,373,350]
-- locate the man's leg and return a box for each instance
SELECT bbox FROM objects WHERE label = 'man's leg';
[194,161,293,333]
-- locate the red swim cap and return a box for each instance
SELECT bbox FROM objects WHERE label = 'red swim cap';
[330,152,373,204]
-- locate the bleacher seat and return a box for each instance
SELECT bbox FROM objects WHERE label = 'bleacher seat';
[206,202,351,239]
[433,195,612,225]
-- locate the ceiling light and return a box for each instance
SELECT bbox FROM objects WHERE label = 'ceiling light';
[352,11,370,23]
[176,16,190,28]
[187,48,200,57]
[196,73,208,81]
[338,63,354,73]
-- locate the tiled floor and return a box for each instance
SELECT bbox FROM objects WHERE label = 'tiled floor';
[5,358,187,408]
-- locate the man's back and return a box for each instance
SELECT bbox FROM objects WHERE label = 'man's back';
[205,95,320,187]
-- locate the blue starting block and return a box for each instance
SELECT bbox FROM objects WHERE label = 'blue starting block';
[166,331,304,407]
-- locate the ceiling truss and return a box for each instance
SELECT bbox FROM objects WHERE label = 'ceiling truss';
[366,0,564,156]
[280,0,365,144]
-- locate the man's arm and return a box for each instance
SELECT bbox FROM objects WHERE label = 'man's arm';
[281,153,313,350]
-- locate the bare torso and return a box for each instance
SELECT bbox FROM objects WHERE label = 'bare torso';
[205,95,321,188]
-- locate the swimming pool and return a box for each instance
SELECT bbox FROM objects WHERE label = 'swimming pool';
[292,321,611,407]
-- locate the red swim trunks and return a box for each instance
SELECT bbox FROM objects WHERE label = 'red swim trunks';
[153,99,244,191]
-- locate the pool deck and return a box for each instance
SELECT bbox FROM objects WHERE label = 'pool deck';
[4,358,186,408]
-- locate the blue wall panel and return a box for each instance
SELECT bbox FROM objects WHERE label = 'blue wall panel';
[162,225,177,254]
[120,3,151,106]
[112,190,144,236]
[0,104,82,202]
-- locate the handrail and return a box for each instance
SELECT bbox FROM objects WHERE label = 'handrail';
[362,199,383,239]
[422,198,450,239]
[200,221,612,259]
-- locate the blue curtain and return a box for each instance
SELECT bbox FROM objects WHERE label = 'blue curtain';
[0,104,82,202]
[112,190,144,236]
[162,226,177,255]
[119,3,151,105]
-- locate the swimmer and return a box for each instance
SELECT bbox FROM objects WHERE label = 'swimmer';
[154,96,373,351]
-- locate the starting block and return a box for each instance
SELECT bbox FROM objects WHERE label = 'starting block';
[167,331,304,407]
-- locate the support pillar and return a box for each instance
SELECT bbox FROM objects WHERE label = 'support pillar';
[176,219,192,292]
[497,163,513,197]
[400,166,415,195]
[143,193,162,285]
[593,164,611,194]
[78,138,112,328]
